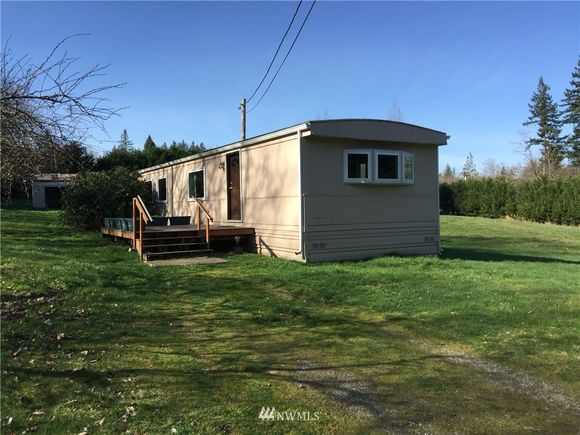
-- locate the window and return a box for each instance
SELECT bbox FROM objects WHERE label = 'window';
[374,151,400,183]
[188,169,204,199]
[144,180,153,203]
[344,148,415,185]
[157,177,167,202]
[344,150,372,183]
[402,152,415,183]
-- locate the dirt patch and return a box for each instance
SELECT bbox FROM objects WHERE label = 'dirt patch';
[269,344,580,434]
[270,361,431,434]
[411,339,580,416]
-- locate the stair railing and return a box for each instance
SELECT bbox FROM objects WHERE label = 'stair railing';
[194,198,214,248]
[132,195,152,260]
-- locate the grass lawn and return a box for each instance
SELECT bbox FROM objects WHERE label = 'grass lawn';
[1,207,579,434]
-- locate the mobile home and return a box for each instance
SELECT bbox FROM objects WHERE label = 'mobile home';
[139,119,447,262]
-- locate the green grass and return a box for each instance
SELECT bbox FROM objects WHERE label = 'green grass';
[1,209,579,434]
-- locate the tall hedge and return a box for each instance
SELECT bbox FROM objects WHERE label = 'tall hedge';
[440,176,580,225]
[61,168,152,230]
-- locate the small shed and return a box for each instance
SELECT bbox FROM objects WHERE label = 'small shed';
[32,174,74,209]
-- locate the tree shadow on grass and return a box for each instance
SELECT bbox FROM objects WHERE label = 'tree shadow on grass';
[441,247,580,265]
[5,248,579,433]
[5,353,446,381]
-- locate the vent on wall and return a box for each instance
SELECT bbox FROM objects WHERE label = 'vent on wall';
[311,242,327,249]
[424,235,437,243]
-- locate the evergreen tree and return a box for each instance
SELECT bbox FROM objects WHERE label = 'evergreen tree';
[190,140,206,154]
[143,135,156,152]
[96,134,205,171]
[523,77,565,175]
[142,135,161,167]
[561,58,580,167]
[95,130,141,171]
[441,163,457,183]
[59,141,95,173]
[461,153,477,179]
[118,129,134,150]
[442,163,456,178]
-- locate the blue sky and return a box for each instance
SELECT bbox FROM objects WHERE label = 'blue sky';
[2,1,579,171]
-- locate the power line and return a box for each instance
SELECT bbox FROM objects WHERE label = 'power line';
[246,1,303,104]
[248,0,316,113]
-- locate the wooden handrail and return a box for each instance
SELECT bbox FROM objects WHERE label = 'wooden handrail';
[194,198,213,248]
[132,196,153,260]
[194,197,213,222]
[132,196,214,259]
[136,195,152,223]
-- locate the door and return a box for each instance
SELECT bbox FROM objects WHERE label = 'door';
[44,187,62,208]
[226,152,241,220]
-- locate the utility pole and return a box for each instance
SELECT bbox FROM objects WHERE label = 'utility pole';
[240,97,246,141]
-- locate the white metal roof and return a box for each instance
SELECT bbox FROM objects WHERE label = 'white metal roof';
[139,119,447,174]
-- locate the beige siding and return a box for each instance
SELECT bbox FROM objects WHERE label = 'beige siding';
[140,134,302,261]
[138,120,444,263]
[301,137,440,262]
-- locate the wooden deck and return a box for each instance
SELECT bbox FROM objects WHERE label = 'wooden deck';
[101,225,255,240]
[101,226,133,239]
[104,197,254,260]
[144,225,255,238]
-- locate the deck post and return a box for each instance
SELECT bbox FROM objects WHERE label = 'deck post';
[132,199,136,250]
[139,214,143,260]
[205,218,210,248]
[197,206,202,232]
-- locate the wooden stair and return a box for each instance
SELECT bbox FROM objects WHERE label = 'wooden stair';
[124,196,254,262]
[102,197,255,262]
[141,227,213,261]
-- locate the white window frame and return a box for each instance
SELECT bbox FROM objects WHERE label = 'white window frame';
[402,152,415,184]
[187,168,205,201]
[343,149,373,183]
[373,150,401,184]
[157,177,168,203]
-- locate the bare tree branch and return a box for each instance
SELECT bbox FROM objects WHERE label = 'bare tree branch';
[512,129,540,179]
[1,35,125,199]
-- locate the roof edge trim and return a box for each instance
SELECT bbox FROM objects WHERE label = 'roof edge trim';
[139,122,308,174]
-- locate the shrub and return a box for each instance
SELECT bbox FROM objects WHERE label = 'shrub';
[61,168,152,230]
[516,177,552,223]
[440,176,579,225]
[478,178,517,218]
[556,177,580,225]
[516,176,580,225]
[453,179,481,216]
[439,183,457,214]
